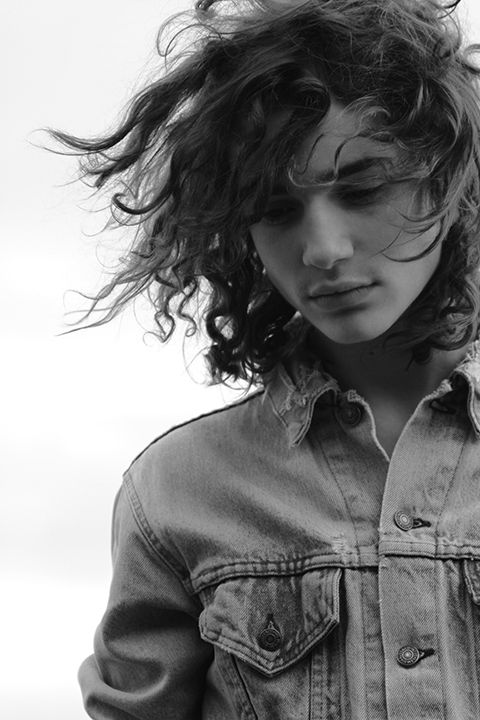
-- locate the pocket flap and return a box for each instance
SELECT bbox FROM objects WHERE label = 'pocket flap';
[199,567,342,676]
[464,558,480,604]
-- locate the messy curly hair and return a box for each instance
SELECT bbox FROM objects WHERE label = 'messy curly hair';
[50,0,480,385]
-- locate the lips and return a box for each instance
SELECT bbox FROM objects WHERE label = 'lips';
[309,282,374,297]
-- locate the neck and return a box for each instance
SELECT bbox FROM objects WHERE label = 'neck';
[308,327,473,405]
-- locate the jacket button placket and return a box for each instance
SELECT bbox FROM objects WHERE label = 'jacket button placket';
[393,511,414,532]
[376,396,460,718]
[378,555,441,716]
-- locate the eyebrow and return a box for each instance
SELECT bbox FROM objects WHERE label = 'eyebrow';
[273,156,392,192]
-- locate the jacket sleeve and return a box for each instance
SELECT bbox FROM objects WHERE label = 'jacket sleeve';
[78,479,214,720]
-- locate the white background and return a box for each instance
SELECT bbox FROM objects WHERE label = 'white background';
[2,1,479,717]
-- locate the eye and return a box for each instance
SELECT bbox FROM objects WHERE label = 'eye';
[337,184,386,206]
[261,200,301,226]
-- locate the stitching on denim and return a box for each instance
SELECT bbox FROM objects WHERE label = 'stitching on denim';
[268,355,341,445]
[360,568,370,720]
[434,558,448,719]
[282,337,480,443]
[228,653,259,720]
[379,543,480,560]
[201,576,341,675]
[123,471,194,592]
[296,362,324,393]
[226,654,258,720]
[315,418,361,552]
[379,533,437,543]
[434,428,469,541]
[279,381,305,414]
[308,644,314,720]
[273,332,480,444]
[275,361,332,414]
[288,384,340,447]
[191,555,373,592]
[318,629,327,720]
[288,390,322,447]
[465,560,480,604]
[338,575,351,720]
[325,569,343,720]
[124,388,264,474]
[462,561,480,714]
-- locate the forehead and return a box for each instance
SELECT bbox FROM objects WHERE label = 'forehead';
[291,101,397,183]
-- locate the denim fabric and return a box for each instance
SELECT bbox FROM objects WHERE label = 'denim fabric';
[79,333,480,719]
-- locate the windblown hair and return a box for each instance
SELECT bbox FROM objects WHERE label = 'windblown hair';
[51,0,480,385]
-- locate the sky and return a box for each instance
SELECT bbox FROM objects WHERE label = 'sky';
[2,1,479,718]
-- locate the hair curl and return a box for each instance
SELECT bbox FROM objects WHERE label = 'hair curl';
[49,0,480,386]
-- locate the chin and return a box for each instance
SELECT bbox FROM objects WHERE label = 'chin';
[312,319,396,346]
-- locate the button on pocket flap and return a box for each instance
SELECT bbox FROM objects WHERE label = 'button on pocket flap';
[199,567,342,677]
[464,559,480,604]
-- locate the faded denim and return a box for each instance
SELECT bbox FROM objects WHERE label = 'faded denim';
[79,333,480,719]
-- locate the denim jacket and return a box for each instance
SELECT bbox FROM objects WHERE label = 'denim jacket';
[79,332,480,720]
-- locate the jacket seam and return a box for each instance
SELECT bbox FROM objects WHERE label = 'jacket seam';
[360,566,370,718]
[227,654,258,720]
[191,558,350,592]
[434,554,448,719]
[124,388,265,473]
[122,470,195,594]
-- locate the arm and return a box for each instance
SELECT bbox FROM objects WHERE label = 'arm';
[79,482,213,720]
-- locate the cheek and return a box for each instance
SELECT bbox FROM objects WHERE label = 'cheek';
[375,210,443,268]
[251,236,301,306]
[257,253,290,290]
[384,244,443,308]
[251,232,295,280]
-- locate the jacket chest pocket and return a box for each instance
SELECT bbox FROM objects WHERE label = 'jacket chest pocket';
[198,567,343,720]
[462,558,480,688]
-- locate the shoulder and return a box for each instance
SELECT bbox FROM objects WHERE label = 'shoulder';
[119,387,275,569]
[123,388,267,513]
[128,387,265,473]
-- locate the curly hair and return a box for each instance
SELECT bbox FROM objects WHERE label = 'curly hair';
[49,0,480,386]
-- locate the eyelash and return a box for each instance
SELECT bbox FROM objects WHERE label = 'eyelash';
[261,185,385,226]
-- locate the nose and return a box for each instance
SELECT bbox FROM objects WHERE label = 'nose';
[301,197,355,269]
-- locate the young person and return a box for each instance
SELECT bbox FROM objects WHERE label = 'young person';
[53,0,480,717]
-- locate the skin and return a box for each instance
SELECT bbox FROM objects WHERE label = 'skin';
[249,101,471,444]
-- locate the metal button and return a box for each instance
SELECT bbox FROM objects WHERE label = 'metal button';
[394,511,414,531]
[258,619,282,652]
[397,646,421,667]
[339,403,363,426]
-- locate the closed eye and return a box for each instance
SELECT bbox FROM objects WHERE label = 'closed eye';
[336,184,386,206]
[259,184,387,226]
[260,202,301,226]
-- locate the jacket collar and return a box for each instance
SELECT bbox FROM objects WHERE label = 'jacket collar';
[266,325,480,448]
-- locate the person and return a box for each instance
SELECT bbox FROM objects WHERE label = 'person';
[52,0,480,717]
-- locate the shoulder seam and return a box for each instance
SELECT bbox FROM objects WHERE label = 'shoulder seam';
[125,388,265,472]
[122,470,195,592]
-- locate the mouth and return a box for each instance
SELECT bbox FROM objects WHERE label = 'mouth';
[310,283,374,298]
[307,283,376,310]
[323,287,365,297]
